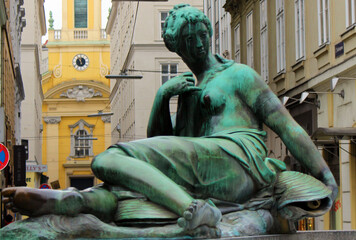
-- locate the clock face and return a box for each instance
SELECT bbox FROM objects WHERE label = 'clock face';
[73,54,89,71]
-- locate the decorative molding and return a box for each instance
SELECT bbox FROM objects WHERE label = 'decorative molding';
[101,115,111,123]
[68,119,95,132]
[53,52,62,78]
[60,85,103,102]
[44,80,110,99]
[43,116,61,124]
[99,52,109,77]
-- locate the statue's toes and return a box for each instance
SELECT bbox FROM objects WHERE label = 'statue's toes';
[177,217,187,228]
[2,187,17,197]
[183,210,193,220]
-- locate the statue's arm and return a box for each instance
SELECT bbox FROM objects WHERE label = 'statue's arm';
[147,72,200,137]
[238,66,337,200]
[147,88,173,137]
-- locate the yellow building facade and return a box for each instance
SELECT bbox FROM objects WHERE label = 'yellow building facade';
[42,0,110,190]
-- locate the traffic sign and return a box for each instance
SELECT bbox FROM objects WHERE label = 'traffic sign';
[39,183,51,189]
[0,143,10,171]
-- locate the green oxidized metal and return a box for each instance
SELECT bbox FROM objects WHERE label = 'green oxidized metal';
[0,4,337,239]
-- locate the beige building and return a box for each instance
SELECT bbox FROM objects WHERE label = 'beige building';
[204,0,232,58]
[225,0,356,231]
[20,0,47,188]
[106,0,203,144]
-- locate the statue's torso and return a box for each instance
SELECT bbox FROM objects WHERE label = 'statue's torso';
[175,63,261,137]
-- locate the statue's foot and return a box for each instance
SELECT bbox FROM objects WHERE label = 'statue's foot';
[2,187,56,216]
[2,187,84,217]
[188,224,222,238]
[177,199,222,230]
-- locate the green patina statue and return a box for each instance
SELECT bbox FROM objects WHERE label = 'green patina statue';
[1,4,337,239]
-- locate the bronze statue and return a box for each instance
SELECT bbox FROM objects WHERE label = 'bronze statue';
[1,4,336,239]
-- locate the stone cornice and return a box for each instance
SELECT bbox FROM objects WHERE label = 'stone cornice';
[101,115,111,123]
[46,41,110,47]
[43,116,61,124]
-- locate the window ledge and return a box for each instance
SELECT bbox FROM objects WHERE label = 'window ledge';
[341,24,356,41]
[313,43,330,58]
[291,59,305,72]
[273,71,286,83]
[63,161,91,168]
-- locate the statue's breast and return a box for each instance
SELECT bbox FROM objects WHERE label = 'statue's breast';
[200,87,227,116]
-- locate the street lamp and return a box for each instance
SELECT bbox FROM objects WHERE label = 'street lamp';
[300,90,344,104]
[87,110,114,117]
[76,137,98,140]
[105,71,143,79]
[331,77,356,91]
[281,96,319,108]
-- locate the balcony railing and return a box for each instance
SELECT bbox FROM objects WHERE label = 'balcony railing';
[74,30,88,39]
[54,30,61,40]
[101,29,107,39]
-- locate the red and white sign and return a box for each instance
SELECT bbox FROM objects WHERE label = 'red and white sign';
[39,183,51,189]
[0,143,10,171]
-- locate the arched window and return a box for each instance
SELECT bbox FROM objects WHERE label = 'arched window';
[75,129,90,157]
[69,119,94,158]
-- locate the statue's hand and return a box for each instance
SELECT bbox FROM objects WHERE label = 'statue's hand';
[160,72,201,98]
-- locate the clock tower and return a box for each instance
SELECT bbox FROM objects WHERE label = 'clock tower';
[42,0,111,190]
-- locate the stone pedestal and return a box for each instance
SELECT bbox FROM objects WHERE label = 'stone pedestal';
[228,231,356,240]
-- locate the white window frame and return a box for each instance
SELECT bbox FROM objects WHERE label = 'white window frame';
[220,0,231,58]
[276,0,286,73]
[260,0,268,82]
[161,63,178,85]
[74,129,90,157]
[246,11,254,68]
[234,24,241,63]
[295,0,305,61]
[206,0,213,50]
[317,0,330,46]
[160,11,169,39]
[346,0,356,28]
[214,0,220,54]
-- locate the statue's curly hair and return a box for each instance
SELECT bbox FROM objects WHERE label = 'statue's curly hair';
[162,4,213,55]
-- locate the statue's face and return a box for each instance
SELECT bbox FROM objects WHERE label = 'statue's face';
[180,22,210,63]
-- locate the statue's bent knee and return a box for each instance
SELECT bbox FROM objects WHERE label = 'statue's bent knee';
[91,152,106,178]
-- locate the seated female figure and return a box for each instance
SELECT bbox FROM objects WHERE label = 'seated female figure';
[2,4,337,233]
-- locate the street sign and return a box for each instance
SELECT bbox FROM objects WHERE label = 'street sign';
[0,143,10,171]
[26,165,48,172]
[39,183,51,189]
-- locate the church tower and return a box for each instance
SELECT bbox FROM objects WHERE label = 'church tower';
[42,0,110,190]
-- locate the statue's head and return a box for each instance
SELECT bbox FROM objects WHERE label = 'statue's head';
[162,4,213,56]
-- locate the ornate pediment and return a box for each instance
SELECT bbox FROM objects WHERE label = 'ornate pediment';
[68,119,95,132]
[60,85,103,102]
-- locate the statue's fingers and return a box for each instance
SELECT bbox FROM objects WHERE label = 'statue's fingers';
[187,86,202,92]
[185,77,195,83]
[181,72,193,77]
